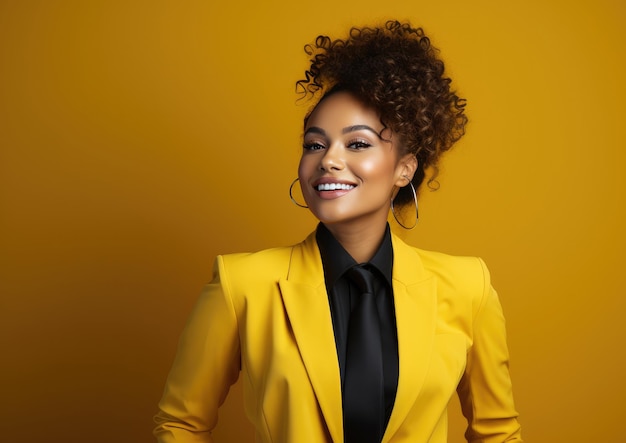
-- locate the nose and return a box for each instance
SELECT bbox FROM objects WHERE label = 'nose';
[319,143,344,171]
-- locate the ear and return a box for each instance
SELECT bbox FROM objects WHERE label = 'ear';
[394,153,418,187]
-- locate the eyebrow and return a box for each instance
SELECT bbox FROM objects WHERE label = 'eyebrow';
[304,125,383,138]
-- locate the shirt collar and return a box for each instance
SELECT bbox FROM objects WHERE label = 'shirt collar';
[316,222,394,288]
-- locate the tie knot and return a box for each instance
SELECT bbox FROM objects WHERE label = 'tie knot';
[347,265,376,295]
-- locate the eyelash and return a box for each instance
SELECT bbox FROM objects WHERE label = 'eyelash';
[302,139,372,151]
[347,139,372,150]
[302,142,325,151]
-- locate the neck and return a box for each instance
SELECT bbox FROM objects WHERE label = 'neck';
[323,217,388,264]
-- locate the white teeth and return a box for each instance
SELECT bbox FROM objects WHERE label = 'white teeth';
[317,183,355,191]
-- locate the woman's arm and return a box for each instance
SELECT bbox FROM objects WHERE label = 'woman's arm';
[153,256,241,443]
[456,259,523,442]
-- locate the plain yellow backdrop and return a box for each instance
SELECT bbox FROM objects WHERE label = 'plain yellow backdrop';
[1,1,624,442]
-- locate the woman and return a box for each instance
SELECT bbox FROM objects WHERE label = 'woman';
[154,20,522,443]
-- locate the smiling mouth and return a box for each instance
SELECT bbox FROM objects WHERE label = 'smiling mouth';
[316,183,356,191]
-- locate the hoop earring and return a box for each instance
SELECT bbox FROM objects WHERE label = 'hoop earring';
[289,178,308,208]
[391,175,418,229]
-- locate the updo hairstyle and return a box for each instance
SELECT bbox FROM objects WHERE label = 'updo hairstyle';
[296,20,468,207]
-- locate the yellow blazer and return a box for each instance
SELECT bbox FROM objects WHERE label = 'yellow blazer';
[154,231,522,442]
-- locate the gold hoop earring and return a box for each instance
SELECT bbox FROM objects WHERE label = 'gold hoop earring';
[289,178,308,208]
[391,175,418,229]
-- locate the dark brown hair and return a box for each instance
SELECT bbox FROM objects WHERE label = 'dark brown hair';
[296,20,468,206]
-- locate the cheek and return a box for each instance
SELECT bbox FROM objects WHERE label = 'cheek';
[356,155,396,182]
[297,155,309,180]
[297,155,318,193]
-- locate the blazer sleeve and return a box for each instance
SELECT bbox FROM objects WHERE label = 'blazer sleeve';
[153,256,241,443]
[456,258,523,442]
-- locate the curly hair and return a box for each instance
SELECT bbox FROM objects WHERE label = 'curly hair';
[296,20,468,207]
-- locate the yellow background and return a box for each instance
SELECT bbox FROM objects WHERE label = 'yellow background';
[1,1,624,442]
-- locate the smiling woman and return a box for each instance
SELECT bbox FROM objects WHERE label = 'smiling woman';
[298,91,417,260]
[153,20,522,443]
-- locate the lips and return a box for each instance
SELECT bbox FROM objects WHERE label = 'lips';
[316,183,355,191]
[310,178,357,200]
[313,177,357,189]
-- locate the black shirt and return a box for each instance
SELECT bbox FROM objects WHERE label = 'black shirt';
[316,222,399,429]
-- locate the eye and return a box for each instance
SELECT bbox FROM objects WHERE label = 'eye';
[347,139,372,150]
[303,141,326,151]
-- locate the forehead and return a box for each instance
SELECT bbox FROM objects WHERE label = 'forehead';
[305,91,382,130]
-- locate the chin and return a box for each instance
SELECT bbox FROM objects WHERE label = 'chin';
[310,211,348,226]
[310,210,369,228]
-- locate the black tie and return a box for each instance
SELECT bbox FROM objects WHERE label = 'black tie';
[343,265,385,443]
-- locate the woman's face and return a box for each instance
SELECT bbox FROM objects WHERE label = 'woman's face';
[298,91,415,229]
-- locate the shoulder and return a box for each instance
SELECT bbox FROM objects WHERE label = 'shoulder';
[415,247,489,286]
[213,231,317,282]
[216,244,295,281]
[393,234,491,315]
[219,244,294,267]
[207,245,296,310]
[394,234,489,284]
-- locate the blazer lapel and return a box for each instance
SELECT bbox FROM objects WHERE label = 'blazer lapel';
[277,231,437,443]
[383,234,437,442]
[278,232,344,443]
